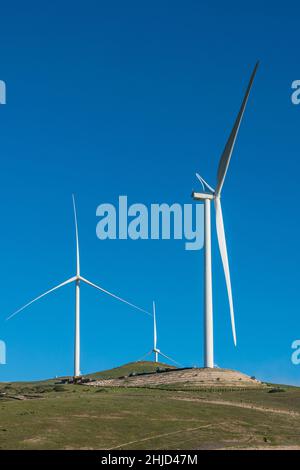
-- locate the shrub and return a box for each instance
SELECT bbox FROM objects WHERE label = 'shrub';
[268,387,286,393]
[53,385,66,392]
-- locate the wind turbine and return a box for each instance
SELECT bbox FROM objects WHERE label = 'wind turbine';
[192,62,259,368]
[7,195,150,378]
[138,301,181,367]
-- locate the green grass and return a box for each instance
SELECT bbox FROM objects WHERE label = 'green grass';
[86,360,175,380]
[0,362,300,450]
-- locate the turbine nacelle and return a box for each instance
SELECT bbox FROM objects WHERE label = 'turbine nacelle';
[192,173,215,200]
[192,191,214,201]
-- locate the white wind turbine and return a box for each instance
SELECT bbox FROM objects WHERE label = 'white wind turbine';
[192,63,259,368]
[7,195,150,378]
[138,301,181,367]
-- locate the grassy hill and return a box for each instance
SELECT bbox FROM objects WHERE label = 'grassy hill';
[86,360,175,380]
[0,361,300,450]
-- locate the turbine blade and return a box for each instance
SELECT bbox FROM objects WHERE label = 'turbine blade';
[158,351,182,368]
[7,277,76,320]
[153,301,157,350]
[215,62,259,196]
[72,194,80,277]
[196,173,205,191]
[80,276,151,316]
[195,173,215,194]
[214,197,237,345]
[136,350,152,362]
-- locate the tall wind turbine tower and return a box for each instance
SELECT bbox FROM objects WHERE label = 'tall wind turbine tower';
[7,196,150,378]
[193,63,259,368]
[73,195,81,377]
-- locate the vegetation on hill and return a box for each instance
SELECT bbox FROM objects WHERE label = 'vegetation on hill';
[0,362,299,450]
[86,360,175,380]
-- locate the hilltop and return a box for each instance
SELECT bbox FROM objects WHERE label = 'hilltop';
[0,361,300,450]
[86,360,176,380]
[87,362,263,390]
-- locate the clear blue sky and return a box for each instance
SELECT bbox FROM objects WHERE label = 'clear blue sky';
[0,1,299,385]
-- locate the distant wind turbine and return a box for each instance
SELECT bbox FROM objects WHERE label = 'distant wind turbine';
[192,62,259,368]
[138,301,181,367]
[7,195,150,378]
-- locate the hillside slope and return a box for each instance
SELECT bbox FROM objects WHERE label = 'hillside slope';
[0,362,299,450]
